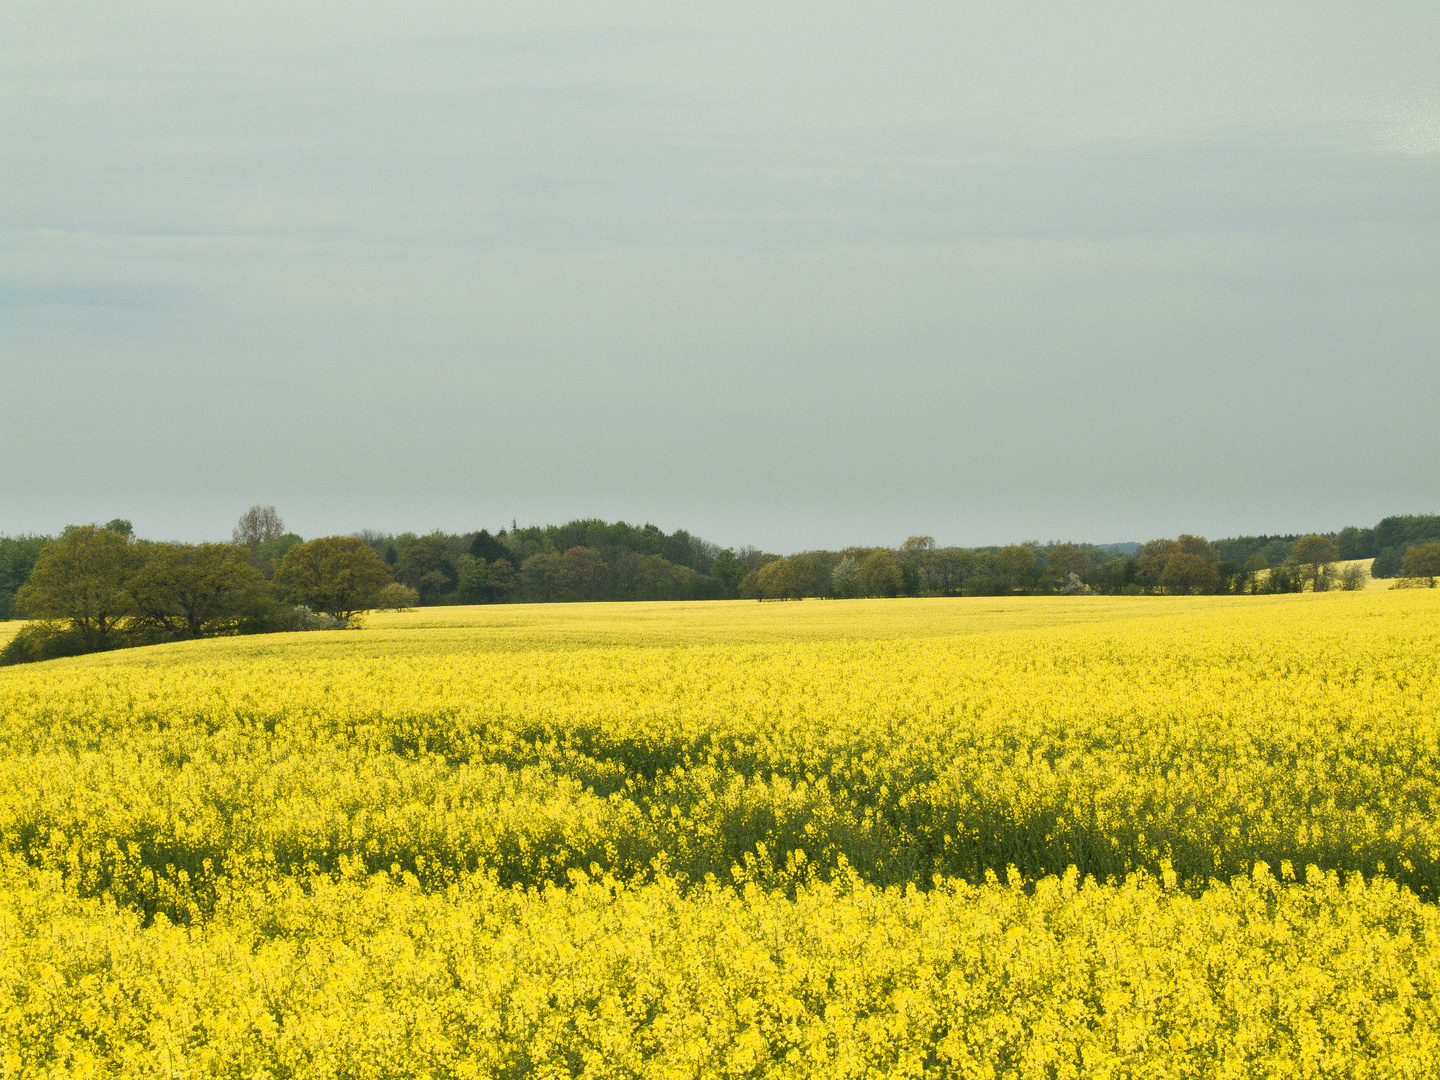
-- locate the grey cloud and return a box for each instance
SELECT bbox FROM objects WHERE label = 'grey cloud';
[3,2,1437,549]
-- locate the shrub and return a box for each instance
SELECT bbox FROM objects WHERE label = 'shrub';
[1371,547,1403,579]
[374,583,420,611]
[1260,566,1303,594]
[0,622,94,666]
[271,605,349,631]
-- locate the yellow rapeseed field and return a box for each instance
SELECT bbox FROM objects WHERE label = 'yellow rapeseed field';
[2,591,1438,1077]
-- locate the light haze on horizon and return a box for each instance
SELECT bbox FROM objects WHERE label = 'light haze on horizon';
[3,2,1437,552]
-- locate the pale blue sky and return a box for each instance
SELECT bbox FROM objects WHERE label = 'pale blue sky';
[3,2,1437,549]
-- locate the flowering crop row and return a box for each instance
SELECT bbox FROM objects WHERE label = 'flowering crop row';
[2,593,1437,917]
[1,591,1437,1073]
[4,858,1437,1078]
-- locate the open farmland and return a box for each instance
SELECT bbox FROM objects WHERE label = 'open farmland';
[3,592,1439,1076]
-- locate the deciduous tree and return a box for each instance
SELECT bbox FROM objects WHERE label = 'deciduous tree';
[251,534,304,580]
[708,549,748,597]
[1046,543,1091,582]
[859,550,903,598]
[486,558,518,601]
[373,582,419,610]
[901,536,936,592]
[274,537,391,621]
[1401,541,1440,581]
[0,535,52,621]
[1136,539,1179,590]
[1175,534,1214,560]
[831,554,860,598]
[520,551,563,602]
[1160,553,1219,595]
[15,525,139,648]
[233,506,285,551]
[742,556,808,600]
[1242,553,1268,594]
[129,542,269,638]
[559,546,605,601]
[395,535,458,604]
[993,545,1039,593]
[1288,535,1339,589]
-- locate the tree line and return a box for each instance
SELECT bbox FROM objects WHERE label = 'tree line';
[0,515,398,665]
[729,526,1437,601]
[349,519,743,606]
[2,509,1437,665]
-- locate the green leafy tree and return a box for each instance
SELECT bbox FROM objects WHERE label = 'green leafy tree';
[623,553,705,600]
[831,554,861,598]
[1261,565,1303,593]
[1175,534,1213,560]
[900,536,936,593]
[1338,563,1366,590]
[786,552,838,597]
[708,549,745,596]
[395,535,458,605]
[1137,537,1212,593]
[859,550,903,597]
[452,554,489,603]
[520,551,563,602]
[1335,525,1369,560]
[1085,556,1136,595]
[1136,539,1179,590]
[15,524,139,649]
[486,558,518,602]
[742,556,807,600]
[1213,560,1242,594]
[0,535,53,620]
[1373,515,1440,552]
[559,546,605,601]
[250,534,304,580]
[373,582,419,610]
[468,529,515,567]
[129,542,269,638]
[710,548,769,598]
[1046,543,1091,587]
[993,545,1038,593]
[1370,547,1403,579]
[274,537,391,621]
[1401,541,1440,581]
[929,547,977,595]
[1242,553,1268,595]
[1159,552,1219,595]
[1288,535,1339,589]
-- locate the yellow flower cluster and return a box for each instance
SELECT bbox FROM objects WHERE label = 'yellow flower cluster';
[1,590,1438,1073]
[4,859,1438,1077]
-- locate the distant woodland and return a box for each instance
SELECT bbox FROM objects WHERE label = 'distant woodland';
[2,510,1438,665]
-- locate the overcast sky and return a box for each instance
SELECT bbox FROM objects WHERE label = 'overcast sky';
[3,2,1437,550]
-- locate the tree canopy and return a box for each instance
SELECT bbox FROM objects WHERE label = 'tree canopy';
[1289,534,1339,570]
[274,537,392,621]
[129,542,269,638]
[5,510,1437,667]
[15,525,138,649]
[1401,542,1440,580]
[233,506,286,550]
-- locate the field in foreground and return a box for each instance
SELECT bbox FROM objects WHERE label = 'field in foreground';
[2,593,1439,1077]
